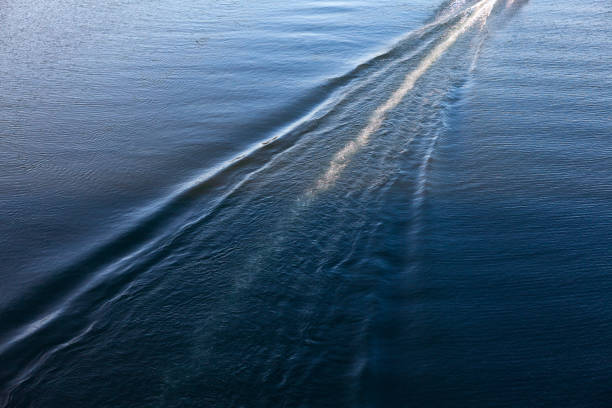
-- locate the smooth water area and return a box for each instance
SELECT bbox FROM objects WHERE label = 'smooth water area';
[1,0,611,406]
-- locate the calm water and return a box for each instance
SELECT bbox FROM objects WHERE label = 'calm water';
[2,0,612,406]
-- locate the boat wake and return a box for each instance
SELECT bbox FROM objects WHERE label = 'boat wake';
[307,0,498,197]
[0,1,528,405]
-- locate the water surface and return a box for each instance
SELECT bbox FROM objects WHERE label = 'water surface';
[1,0,612,406]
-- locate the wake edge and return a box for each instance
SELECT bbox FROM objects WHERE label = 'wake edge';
[0,0,513,399]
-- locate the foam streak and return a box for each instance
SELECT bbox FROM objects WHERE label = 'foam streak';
[308,0,498,196]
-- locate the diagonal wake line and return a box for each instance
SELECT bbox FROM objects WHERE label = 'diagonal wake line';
[305,0,499,198]
[409,0,498,256]
[0,0,499,371]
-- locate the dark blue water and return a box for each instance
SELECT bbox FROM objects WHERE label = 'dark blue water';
[2,0,612,406]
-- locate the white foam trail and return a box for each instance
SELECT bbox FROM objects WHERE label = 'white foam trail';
[306,0,498,198]
[408,0,498,258]
[418,0,496,200]
[471,0,497,71]
[440,0,471,20]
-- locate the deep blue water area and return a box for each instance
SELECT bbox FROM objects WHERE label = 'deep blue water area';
[1,0,611,406]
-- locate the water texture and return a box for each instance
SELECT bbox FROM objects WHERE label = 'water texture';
[1,0,611,406]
